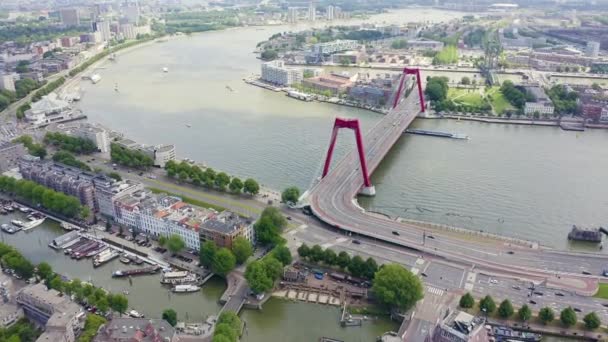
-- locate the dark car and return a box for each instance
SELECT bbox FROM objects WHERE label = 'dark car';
[533,291,544,296]
[507,251,514,255]
[529,300,537,305]
[582,270,592,275]
[352,240,361,245]
[574,308,581,313]
[421,272,428,277]
[392,231,400,236]
[555,292,565,297]
[427,235,435,239]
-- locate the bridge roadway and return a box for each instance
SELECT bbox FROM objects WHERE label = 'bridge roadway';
[308,90,608,293]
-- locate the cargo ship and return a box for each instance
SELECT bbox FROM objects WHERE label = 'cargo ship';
[405,129,469,140]
[568,225,605,243]
[112,265,161,278]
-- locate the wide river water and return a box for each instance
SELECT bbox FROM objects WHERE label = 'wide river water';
[29,7,600,341]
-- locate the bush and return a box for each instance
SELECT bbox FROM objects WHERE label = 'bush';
[459,293,474,309]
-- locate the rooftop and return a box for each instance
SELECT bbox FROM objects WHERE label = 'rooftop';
[94,318,175,342]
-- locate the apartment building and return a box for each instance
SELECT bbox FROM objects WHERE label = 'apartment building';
[94,178,144,218]
[16,284,85,342]
[93,317,177,342]
[261,60,303,86]
[0,142,27,173]
[199,211,254,249]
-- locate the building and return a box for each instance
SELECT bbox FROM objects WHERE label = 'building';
[16,283,85,342]
[288,7,298,23]
[144,144,176,168]
[524,86,554,116]
[19,160,98,210]
[94,178,144,218]
[60,8,80,27]
[200,211,254,249]
[0,73,15,92]
[119,24,136,40]
[24,93,73,125]
[93,20,111,42]
[123,2,140,25]
[93,317,178,342]
[0,142,27,173]
[0,269,24,328]
[326,5,335,20]
[586,41,600,58]
[308,1,316,21]
[432,310,489,342]
[302,73,356,95]
[70,124,111,153]
[60,36,79,48]
[311,40,358,56]
[261,60,303,86]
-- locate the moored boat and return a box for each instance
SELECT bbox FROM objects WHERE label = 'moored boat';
[171,284,200,293]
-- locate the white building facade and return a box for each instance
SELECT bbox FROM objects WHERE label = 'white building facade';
[261,60,303,86]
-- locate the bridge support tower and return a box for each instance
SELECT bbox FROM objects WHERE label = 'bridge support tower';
[321,118,375,196]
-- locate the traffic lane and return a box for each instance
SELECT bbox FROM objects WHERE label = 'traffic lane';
[421,262,466,291]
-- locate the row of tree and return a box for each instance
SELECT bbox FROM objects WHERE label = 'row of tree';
[53,150,91,171]
[78,314,107,342]
[212,311,242,342]
[459,293,601,329]
[0,242,35,279]
[0,176,89,219]
[297,243,378,280]
[13,135,47,159]
[500,80,533,109]
[158,234,187,254]
[546,84,579,115]
[44,132,97,154]
[31,77,65,102]
[110,143,154,170]
[164,160,260,195]
[200,240,236,277]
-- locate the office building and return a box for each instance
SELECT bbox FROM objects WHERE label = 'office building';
[93,20,111,42]
[586,41,600,58]
[60,8,80,27]
[326,5,335,20]
[524,86,555,116]
[0,142,27,173]
[70,123,111,153]
[116,139,176,168]
[123,2,140,25]
[0,74,15,92]
[288,7,298,23]
[24,92,72,125]
[120,23,136,40]
[16,284,85,342]
[432,310,489,342]
[261,60,303,86]
[93,317,178,342]
[94,178,144,218]
[308,1,316,21]
[200,211,254,249]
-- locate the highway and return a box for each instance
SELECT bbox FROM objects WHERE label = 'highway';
[307,76,608,295]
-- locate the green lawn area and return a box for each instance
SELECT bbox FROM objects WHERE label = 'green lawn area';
[487,86,514,115]
[148,187,227,212]
[594,283,608,299]
[447,88,484,106]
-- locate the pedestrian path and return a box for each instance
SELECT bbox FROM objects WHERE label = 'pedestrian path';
[426,286,445,296]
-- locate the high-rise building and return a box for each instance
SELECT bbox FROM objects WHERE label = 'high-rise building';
[60,8,80,26]
[261,60,303,86]
[288,7,298,23]
[92,20,111,42]
[0,74,15,92]
[326,5,335,21]
[586,41,600,57]
[123,1,140,25]
[120,23,136,40]
[308,1,316,22]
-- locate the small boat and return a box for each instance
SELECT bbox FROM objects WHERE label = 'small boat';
[162,67,169,73]
[128,310,145,318]
[11,220,24,227]
[1,224,15,234]
[22,218,45,231]
[18,207,30,213]
[226,85,234,92]
[172,284,200,293]
[119,256,131,264]
[90,74,101,84]
[185,124,191,128]
[114,83,119,92]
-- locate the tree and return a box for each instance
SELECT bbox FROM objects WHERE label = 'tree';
[228,177,243,193]
[584,312,601,330]
[459,293,475,309]
[372,264,424,311]
[200,240,218,268]
[560,307,577,327]
[243,178,260,195]
[297,243,310,258]
[49,275,63,292]
[271,245,292,266]
[36,262,53,281]
[498,299,514,318]
[518,304,532,322]
[309,244,324,263]
[158,235,167,247]
[364,257,378,279]
[212,248,236,277]
[323,249,337,266]
[214,324,237,342]
[461,76,471,85]
[539,307,555,324]
[281,186,300,204]
[348,255,366,278]
[167,234,186,254]
[254,207,287,246]
[245,260,273,294]
[232,237,253,264]
[109,293,128,314]
[162,309,178,327]
[212,334,232,342]
[261,49,278,60]
[337,251,350,269]
[262,256,283,280]
[479,295,496,314]
[215,172,230,191]
[592,83,602,91]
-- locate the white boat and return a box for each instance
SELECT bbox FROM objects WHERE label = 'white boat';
[18,207,30,213]
[162,67,169,73]
[172,284,200,293]
[22,218,45,231]
[61,222,78,231]
[11,220,24,227]
[90,74,101,84]
[93,249,119,267]
[128,310,145,318]
[186,124,191,128]
[1,224,9,230]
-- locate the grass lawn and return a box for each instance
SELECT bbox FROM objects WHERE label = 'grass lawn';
[594,283,608,299]
[487,86,514,115]
[148,187,227,212]
[447,88,484,107]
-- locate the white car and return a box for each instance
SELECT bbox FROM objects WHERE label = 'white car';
[490,279,498,284]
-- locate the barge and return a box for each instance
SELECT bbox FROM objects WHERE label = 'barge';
[112,265,161,278]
